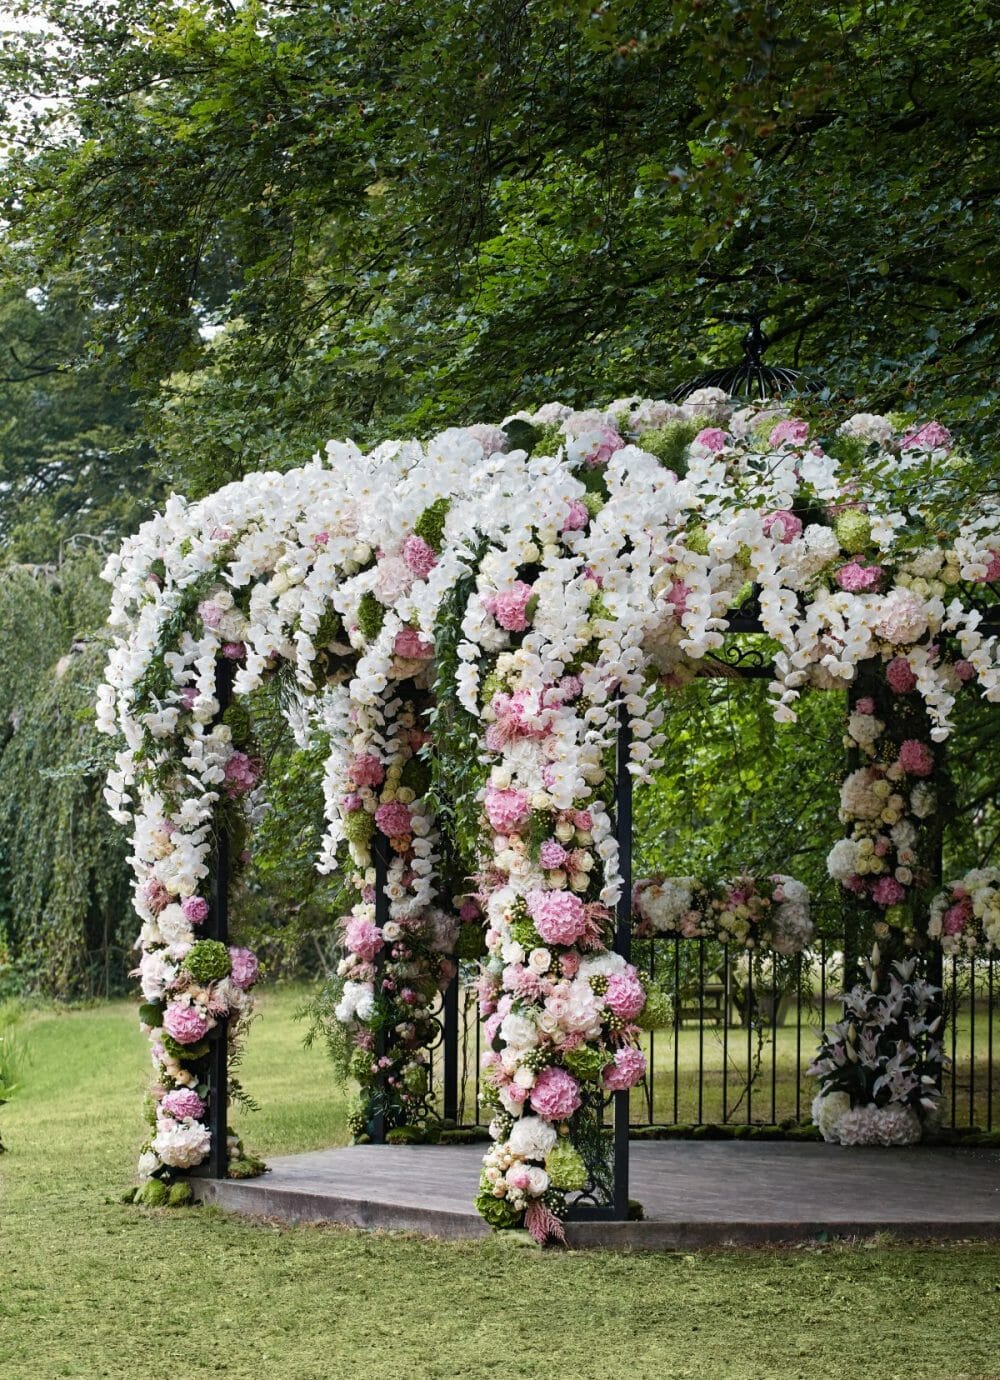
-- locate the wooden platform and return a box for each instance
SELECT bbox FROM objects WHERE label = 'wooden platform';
[191,1140,1000,1249]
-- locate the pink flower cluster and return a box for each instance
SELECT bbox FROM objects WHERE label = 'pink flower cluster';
[898,739,934,776]
[886,657,917,694]
[402,534,437,578]
[229,947,259,990]
[527,889,587,946]
[539,839,568,869]
[161,1088,205,1120]
[769,419,809,448]
[762,509,803,544]
[603,1046,647,1091]
[694,427,728,453]
[393,627,433,659]
[582,424,625,468]
[484,581,535,632]
[900,421,952,452]
[163,1003,210,1045]
[562,499,589,532]
[836,562,884,592]
[344,916,383,963]
[484,786,530,833]
[529,1065,582,1120]
[605,967,646,1021]
[374,799,413,838]
[224,751,261,798]
[348,753,385,788]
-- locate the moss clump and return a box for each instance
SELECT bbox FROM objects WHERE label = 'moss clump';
[136,1178,168,1207]
[413,498,452,553]
[357,591,385,641]
[160,1034,210,1062]
[222,702,253,747]
[455,923,486,961]
[545,1142,588,1191]
[834,509,872,553]
[400,755,431,795]
[167,1181,194,1207]
[181,939,231,984]
[386,1125,425,1146]
[637,420,700,476]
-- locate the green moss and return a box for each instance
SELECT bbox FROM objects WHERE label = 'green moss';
[167,1181,194,1207]
[222,701,253,746]
[455,924,486,961]
[356,591,385,641]
[413,497,452,553]
[386,1125,425,1146]
[400,755,431,795]
[181,939,231,984]
[160,1034,210,1062]
[136,1178,168,1207]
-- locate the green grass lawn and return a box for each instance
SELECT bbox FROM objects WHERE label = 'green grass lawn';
[2,986,1000,1380]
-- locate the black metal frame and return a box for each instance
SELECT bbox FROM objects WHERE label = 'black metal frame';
[202,658,233,1180]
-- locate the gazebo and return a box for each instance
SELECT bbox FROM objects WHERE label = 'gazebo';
[99,376,1000,1241]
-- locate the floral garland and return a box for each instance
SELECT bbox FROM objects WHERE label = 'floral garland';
[632,873,812,954]
[928,868,1000,956]
[809,948,944,1146]
[98,392,999,1215]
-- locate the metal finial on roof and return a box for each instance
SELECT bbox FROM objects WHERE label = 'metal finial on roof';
[670,313,822,403]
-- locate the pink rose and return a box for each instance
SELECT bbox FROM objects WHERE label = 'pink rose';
[954,659,976,683]
[836,562,884,592]
[694,427,728,453]
[604,967,646,1021]
[375,799,413,838]
[197,599,225,630]
[161,1088,206,1120]
[762,510,803,544]
[573,810,592,831]
[222,641,245,660]
[229,947,259,991]
[898,739,934,776]
[529,1066,582,1120]
[402,534,438,578]
[484,786,530,834]
[163,1003,210,1045]
[603,1046,647,1092]
[526,890,587,946]
[341,792,363,812]
[886,657,917,694]
[182,896,209,924]
[769,419,809,448]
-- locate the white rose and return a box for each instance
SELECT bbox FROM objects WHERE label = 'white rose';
[527,947,551,974]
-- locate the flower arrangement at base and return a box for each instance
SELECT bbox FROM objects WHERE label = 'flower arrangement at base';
[809,948,944,1146]
[928,868,1000,956]
[632,873,812,954]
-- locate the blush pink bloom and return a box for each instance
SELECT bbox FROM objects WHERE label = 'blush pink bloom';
[560,951,581,978]
[348,753,385,788]
[562,499,589,532]
[393,627,433,659]
[344,916,384,963]
[854,696,876,715]
[604,968,646,1021]
[900,421,952,452]
[762,509,803,543]
[529,1065,582,1120]
[836,562,884,592]
[583,424,625,468]
[886,657,918,694]
[573,810,592,830]
[182,896,209,924]
[694,427,728,452]
[603,1047,647,1091]
[527,890,587,946]
[223,751,261,798]
[459,899,481,923]
[229,947,259,990]
[943,899,973,936]
[898,739,934,776]
[163,1003,210,1045]
[484,786,530,833]
[539,839,569,870]
[197,599,225,630]
[402,534,438,578]
[221,641,246,660]
[954,659,976,683]
[769,419,809,447]
[161,1088,206,1120]
[143,879,171,916]
[180,686,198,710]
[485,581,535,632]
[484,1012,502,1043]
[665,578,690,617]
[341,792,363,812]
[983,551,1000,583]
[375,799,413,837]
[872,876,907,907]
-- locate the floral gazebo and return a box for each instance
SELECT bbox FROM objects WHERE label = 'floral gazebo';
[98,391,1000,1240]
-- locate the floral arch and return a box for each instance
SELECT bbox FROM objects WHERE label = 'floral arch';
[98,394,1000,1239]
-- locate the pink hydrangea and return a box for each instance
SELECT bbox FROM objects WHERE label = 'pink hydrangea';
[874,589,929,645]
[898,739,934,776]
[393,627,433,659]
[604,968,646,1021]
[485,581,535,632]
[769,419,809,448]
[900,421,952,452]
[855,697,876,715]
[582,424,625,468]
[872,876,906,907]
[527,890,587,946]
[562,499,589,532]
[762,509,803,544]
[222,641,246,660]
[375,799,413,838]
[836,562,884,592]
[229,947,259,991]
[224,751,261,798]
[943,899,972,936]
[402,534,438,578]
[197,599,225,630]
[573,810,592,831]
[341,792,363,812]
[664,578,690,617]
[886,657,918,694]
[484,786,530,833]
[143,879,171,916]
[182,896,209,924]
[603,1046,647,1092]
[529,1065,582,1120]
[344,916,384,962]
[954,659,976,683]
[694,427,728,452]
[161,1088,206,1120]
[348,754,385,788]
[163,1003,210,1045]
[459,899,481,923]
[539,839,569,870]
[180,686,198,710]
[983,551,1000,583]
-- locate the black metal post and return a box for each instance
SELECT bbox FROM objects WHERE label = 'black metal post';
[207,657,233,1179]
[442,973,459,1123]
[612,699,632,1219]
[371,827,391,1144]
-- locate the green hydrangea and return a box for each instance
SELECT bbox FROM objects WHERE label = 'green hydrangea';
[636,987,671,1031]
[563,1045,612,1083]
[349,1048,375,1083]
[834,509,872,554]
[480,668,508,704]
[357,591,385,641]
[343,809,375,845]
[475,1187,522,1229]
[532,422,565,457]
[181,939,231,984]
[589,593,613,623]
[637,420,699,475]
[403,1063,428,1096]
[413,497,452,553]
[508,917,542,950]
[686,524,711,556]
[582,491,605,518]
[545,1142,588,1191]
